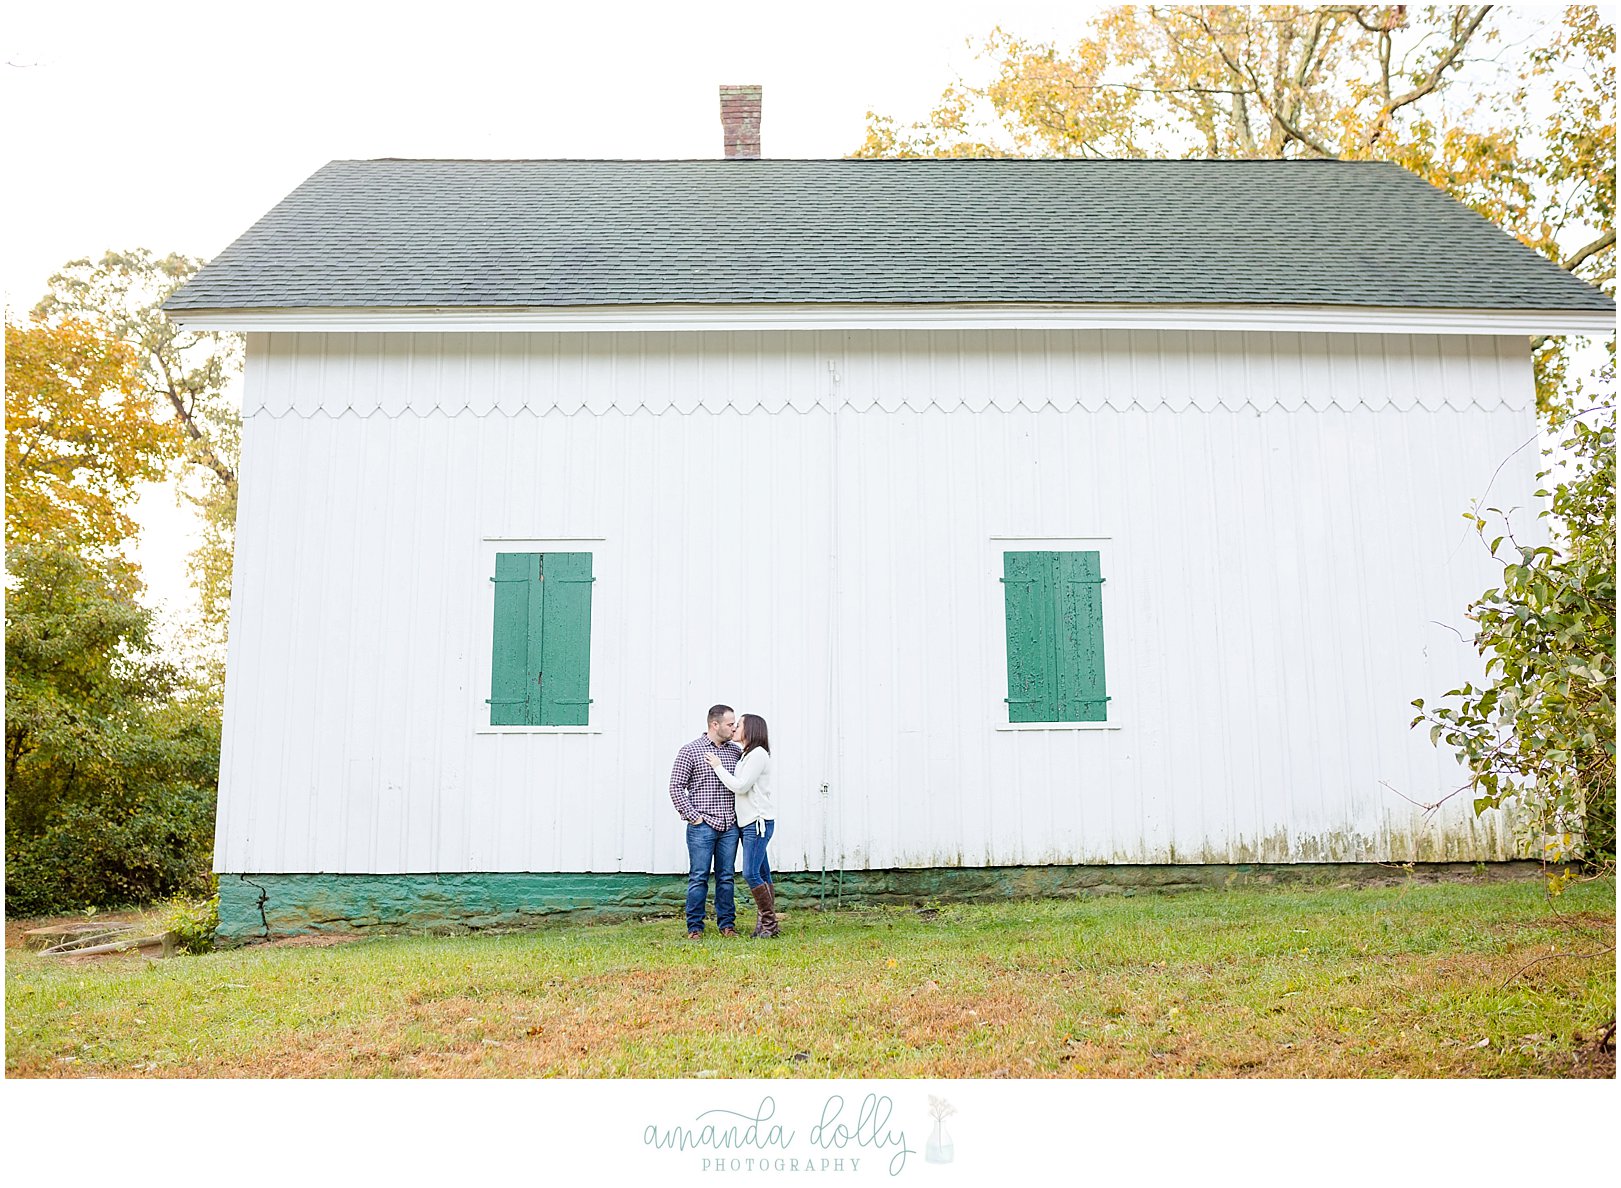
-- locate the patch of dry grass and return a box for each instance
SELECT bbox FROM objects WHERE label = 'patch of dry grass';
[6,876,1614,1078]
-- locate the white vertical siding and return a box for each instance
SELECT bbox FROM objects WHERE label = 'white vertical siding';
[216,330,1537,873]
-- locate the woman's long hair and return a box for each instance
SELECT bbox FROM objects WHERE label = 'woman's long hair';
[739,713,770,758]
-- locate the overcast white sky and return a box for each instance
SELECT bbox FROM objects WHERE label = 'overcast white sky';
[2,0,1100,643]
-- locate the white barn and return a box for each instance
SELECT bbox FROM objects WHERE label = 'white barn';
[167,106,1614,939]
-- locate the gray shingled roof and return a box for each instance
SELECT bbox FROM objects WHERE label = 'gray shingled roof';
[164,159,1614,313]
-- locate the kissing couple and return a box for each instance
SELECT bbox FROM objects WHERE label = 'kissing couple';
[667,704,778,940]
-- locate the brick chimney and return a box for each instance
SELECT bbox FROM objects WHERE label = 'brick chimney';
[719,84,762,159]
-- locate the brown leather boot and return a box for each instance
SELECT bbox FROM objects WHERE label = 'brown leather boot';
[757,883,781,938]
[748,883,777,938]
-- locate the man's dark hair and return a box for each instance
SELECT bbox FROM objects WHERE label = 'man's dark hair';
[707,704,734,727]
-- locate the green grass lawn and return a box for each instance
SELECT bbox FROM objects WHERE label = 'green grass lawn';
[6,875,1614,1078]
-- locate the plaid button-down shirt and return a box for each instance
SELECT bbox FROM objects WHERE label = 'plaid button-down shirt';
[669,735,741,830]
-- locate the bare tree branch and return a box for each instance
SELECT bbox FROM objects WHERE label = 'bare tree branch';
[1430,620,1469,643]
[1184,5,1348,158]
[1563,228,1616,273]
[1385,5,1492,115]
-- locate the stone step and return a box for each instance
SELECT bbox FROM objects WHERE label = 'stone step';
[23,922,136,951]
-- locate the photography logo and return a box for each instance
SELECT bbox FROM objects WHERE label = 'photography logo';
[643,1092,919,1176]
[924,1096,956,1165]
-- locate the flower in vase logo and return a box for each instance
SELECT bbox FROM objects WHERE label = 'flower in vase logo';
[925,1095,956,1164]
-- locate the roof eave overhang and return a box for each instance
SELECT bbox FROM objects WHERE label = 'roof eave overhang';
[162,301,1617,337]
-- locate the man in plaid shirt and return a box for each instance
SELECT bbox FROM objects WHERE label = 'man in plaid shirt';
[669,704,743,938]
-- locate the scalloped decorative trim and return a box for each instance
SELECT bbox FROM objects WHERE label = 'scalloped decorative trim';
[243,329,1534,419]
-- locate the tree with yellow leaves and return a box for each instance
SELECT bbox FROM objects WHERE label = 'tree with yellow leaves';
[5,314,221,913]
[4,316,179,560]
[34,249,243,666]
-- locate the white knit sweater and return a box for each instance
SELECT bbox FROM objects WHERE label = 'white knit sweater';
[712,745,774,831]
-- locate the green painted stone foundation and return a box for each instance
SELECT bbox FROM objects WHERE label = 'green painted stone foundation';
[216,861,1544,942]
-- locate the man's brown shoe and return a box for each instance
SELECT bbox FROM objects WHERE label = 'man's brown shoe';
[687,931,703,941]
[719,926,739,938]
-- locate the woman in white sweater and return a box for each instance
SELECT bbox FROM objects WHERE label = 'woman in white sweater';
[705,712,778,938]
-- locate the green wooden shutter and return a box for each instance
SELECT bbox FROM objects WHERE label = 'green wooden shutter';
[1055,550,1109,722]
[537,551,594,726]
[488,551,595,727]
[1002,551,1057,722]
[1002,549,1109,723]
[488,552,541,726]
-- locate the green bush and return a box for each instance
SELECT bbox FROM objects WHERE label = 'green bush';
[5,784,217,916]
[1415,372,1616,865]
[163,889,220,954]
[4,543,221,915]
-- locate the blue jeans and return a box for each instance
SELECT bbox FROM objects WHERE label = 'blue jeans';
[740,819,774,889]
[685,821,741,933]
